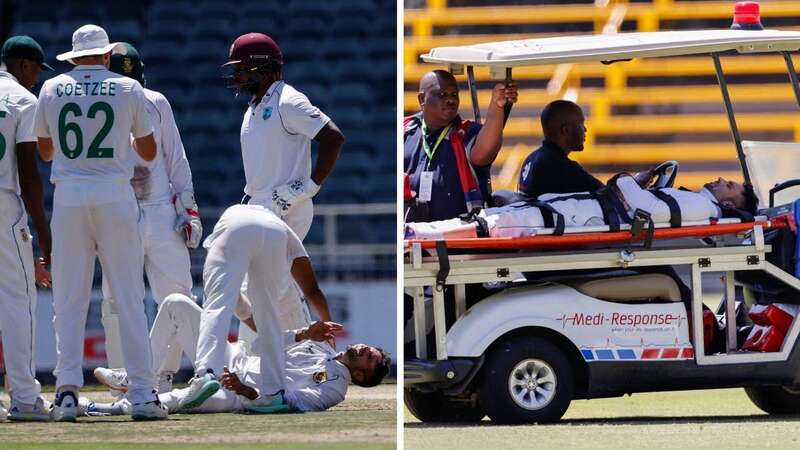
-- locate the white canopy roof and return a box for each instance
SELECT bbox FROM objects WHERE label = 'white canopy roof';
[421,29,800,67]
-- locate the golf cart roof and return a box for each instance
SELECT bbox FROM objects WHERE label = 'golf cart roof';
[420,29,800,67]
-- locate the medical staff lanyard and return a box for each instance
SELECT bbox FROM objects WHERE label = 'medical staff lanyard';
[421,123,451,169]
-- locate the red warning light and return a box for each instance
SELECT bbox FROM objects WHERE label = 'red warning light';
[731,1,764,30]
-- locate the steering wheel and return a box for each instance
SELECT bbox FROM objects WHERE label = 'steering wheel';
[651,160,679,189]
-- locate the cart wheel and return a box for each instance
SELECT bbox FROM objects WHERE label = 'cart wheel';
[404,389,485,423]
[479,337,573,424]
[745,386,800,414]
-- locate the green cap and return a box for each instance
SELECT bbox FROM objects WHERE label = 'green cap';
[110,42,145,86]
[1,36,54,71]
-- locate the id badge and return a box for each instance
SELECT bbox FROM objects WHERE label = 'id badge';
[418,171,433,203]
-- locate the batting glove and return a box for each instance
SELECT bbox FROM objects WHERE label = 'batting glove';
[270,177,320,217]
[173,191,203,249]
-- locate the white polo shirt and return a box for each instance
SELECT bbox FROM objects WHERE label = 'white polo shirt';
[0,71,37,193]
[34,65,152,184]
[240,80,330,197]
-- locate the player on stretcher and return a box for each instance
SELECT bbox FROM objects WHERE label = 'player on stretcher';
[405,164,759,241]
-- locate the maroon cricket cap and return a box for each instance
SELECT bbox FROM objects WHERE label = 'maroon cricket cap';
[223,33,283,67]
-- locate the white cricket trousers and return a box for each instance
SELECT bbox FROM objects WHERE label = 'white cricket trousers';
[102,201,192,369]
[51,181,156,403]
[0,190,40,404]
[194,209,288,397]
[239,195,312,348]
[247,195,314,240]
[150,293,244,413]
[159,385,243,413]
[149,293,202,374]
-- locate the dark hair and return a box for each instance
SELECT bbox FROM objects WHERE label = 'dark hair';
[541,100,581,137]
[353,348,391,388]
[741,183,759,214]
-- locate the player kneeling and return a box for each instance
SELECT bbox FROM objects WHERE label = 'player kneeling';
[88,294,390,415]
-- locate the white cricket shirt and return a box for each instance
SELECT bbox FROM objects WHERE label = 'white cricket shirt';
[240,80,330,197]
[230,339,350,412]
[129,88,194,204]
[0,71,37,193]
[34,65,152,184]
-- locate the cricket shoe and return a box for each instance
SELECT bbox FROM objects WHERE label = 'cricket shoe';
[8,396,52,422]
[131,397,168,421]
[77,396,114,416]
[244,391,290,414]
[51,387,79,422]
[176,373,219,411]
[0,400,8,421]
[157,372,174,394]
[94,367,128,392]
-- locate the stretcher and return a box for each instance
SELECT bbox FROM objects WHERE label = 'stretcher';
[405,209,796,363]
[405,215,792,251]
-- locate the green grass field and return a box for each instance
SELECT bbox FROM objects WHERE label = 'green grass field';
[405,388,800,449]
[0,384,396,449]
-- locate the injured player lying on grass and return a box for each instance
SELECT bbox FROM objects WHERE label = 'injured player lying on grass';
[84,293,390,415]
[405,174,759,240]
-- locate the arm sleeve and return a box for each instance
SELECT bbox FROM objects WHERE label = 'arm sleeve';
[158,95,195,194]
[15,96,37,143]
[131,83,154,139]
[33,91,50,138]
[286,227,309,264]
[615,175,671,222]
[285,384,345,412]
[463,122,491,168]
[520,156,604,197]
[570,161,604,192]
[518,157,534,192]
[280,92,330,139]
[283,330,300,347]
[233,292,253,321]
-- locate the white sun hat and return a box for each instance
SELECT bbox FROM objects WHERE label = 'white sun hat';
[56,24,118,63]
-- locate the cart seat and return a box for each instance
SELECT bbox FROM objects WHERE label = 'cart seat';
[569,273,682,303]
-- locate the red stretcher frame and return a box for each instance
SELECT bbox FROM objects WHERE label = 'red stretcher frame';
[405,215,794,251]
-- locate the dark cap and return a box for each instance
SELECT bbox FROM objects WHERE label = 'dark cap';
[110,42,145,86]
[1,36,54,70]
[223,33,283,67]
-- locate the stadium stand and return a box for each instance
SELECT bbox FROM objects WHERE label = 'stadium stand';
[3,0,397,279]
[404,0,800,191]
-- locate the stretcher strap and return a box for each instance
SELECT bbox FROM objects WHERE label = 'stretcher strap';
[435,240,450,291]
[532,201,565,235]
[595,186,627,231]
[630,208,655,248]
[597,192,621,232]
[651,189,682,228]
[458,208,490,237]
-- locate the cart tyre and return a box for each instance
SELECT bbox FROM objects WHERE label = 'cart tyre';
[745,386,800,414]
[479,337,573,424]
[404,388,485,423]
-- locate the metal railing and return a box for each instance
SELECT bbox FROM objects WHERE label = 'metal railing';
[197,203,397,280]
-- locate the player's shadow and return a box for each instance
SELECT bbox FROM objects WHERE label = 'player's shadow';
[405,414,800,428]
[77,416,196,423]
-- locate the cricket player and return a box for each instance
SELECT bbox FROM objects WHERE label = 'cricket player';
[180,203,334,413]
[406,174,759,240]
[34,24,165,421]
[100,42,200,392]
[0,35,53,422]
[223,33,345,340]
[91,293,390,414]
